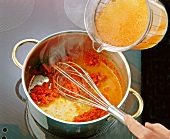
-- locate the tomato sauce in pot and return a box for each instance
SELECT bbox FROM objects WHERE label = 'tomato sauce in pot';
[29,50,124,122]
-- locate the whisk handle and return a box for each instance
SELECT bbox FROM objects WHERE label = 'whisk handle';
[108,105,126,125]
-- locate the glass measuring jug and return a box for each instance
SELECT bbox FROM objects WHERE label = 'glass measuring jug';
[84,0,168,52]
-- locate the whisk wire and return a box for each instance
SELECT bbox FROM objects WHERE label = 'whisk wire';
[54,62,109,109]
[82,66,113,107]
[53,62,126,125]
[66,62,112,107]
[55,74,107,110]
[56,82,107,110]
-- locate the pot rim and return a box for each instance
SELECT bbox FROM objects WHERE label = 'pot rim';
[21,30,131,125]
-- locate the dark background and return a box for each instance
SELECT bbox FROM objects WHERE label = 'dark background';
[141,0,170,129]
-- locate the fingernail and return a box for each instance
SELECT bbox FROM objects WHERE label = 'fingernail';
[145,122,151,126]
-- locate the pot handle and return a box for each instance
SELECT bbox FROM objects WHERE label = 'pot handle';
[12,39,39,69]
[129,88,144,118]
[15,78,27,103]
[107,88,143,125]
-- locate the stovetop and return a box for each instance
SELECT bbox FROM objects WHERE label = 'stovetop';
[0,0,141,138]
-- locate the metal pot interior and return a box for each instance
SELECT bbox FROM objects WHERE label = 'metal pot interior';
[22,30,131,123]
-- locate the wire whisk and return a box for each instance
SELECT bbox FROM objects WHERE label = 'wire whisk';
[53,61,126,125]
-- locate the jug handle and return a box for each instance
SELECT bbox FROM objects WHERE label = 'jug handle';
[12,39,39,69]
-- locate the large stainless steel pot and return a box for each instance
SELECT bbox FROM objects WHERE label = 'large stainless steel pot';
[12,30,143,138]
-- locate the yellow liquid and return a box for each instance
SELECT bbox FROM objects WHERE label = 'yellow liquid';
[76,60,123,106]
[95,0,149,47]
[40,52,124,122]
[133,1,168,50]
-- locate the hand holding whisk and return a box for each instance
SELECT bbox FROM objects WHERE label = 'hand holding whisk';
[53,61,127,125]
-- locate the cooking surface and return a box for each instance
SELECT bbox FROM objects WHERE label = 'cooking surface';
[0,0,141,138]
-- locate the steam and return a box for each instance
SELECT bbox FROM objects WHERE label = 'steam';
[38,34,88,67]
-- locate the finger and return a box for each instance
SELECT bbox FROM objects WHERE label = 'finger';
[145,122,170,138]
[124,114,159,139]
